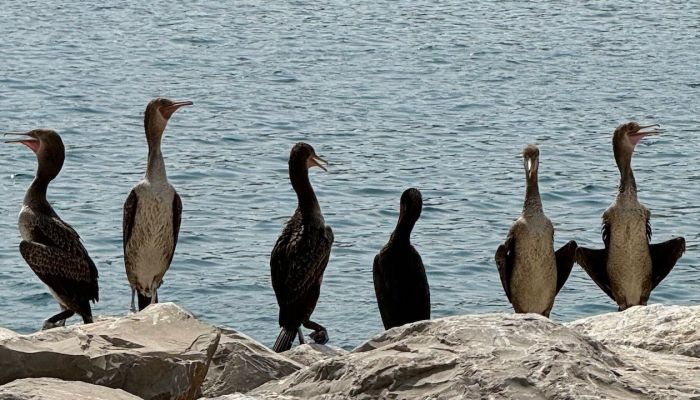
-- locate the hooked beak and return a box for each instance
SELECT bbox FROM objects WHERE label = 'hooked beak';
[629,124,662,146]
[4,131,40,154]
[160,100,193,119]
[308,153,328,172]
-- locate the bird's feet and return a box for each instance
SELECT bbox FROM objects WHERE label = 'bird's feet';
[309,329,329,345]
[41,319,65,331]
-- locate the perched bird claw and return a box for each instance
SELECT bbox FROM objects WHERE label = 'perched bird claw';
[310,329,329,345]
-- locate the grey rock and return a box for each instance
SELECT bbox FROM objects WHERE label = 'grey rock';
[282,344,348,367]
[204,394,296,400]
[0,328,17,341]
[254,310,700,400]
[567,304,700,358]
[0,303,220,400]
[0,377,142,400]
[201,328,302,397]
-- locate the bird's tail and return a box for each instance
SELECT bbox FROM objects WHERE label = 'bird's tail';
[273,327,297,353]
[137,293,152,311]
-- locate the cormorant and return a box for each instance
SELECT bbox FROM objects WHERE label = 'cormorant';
[576,123,685,310]
[495,144,577,317]
[5,129,99,329]
[270,142,333,352]
[373,188,430,329]
[123,98,191,311]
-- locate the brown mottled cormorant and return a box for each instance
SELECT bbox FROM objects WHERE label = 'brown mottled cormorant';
[5,129,98,329]
[495,144,577,317]
[271,142,333,353]
[373,188,430,329]
[576,122,685,310]
[123,98,191,311]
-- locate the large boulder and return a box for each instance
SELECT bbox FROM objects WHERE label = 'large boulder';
[253,309,700,399]
[201,328,302,397]
[567,304,700,358]
[0,303,220,400]
[0,377,142,400]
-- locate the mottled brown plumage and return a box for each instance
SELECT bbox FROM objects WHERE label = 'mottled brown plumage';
[576,122,685,310]
[495,144,576,317]
[5,129,98,329]
[271,142,333,352]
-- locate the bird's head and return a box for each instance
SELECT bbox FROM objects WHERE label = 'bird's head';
[144,97,192,140]
[4,129,65,179]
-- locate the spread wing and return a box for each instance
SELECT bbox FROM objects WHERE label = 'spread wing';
[271,214,334,307]
[646,215,685,289]
[576,219,612,301]
[21,214,98,303]
[554,240,577,295]
[123,189,138,251]
[649,237,685,289]
[495,234,515,303]
[167,192,183,266]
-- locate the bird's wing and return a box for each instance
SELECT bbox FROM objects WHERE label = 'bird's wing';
[495,234,515,303]
[271,218,333,306]
[123,189,138,251]
[649,237,685,289]
[372,252,395,329]
[554,240,577,295]
[20,217,99,303]
[166,192,183,267]
[576,246,612,301]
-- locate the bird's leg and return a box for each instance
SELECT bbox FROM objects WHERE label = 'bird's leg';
[42,309,75,330]
[130,288,137,313]
[152,289,158,305]
[303,319,329,345]
[298,328,305,345]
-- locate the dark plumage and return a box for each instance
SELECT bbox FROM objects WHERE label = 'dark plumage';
[5,129,98,329]
[576,122,685,310]
[495,145,577,317]
[123,98,190,312]
[373,188,430,330]
[271,142,333,353]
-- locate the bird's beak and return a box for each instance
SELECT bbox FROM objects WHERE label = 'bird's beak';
[308,154,328,172]
[4,131,40,154]
[160,100,193,119]
[629,124,662,146]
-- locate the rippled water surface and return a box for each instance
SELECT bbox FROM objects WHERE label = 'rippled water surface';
[1,1,699,349]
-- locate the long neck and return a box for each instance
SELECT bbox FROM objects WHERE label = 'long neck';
[145,136,167,182]
[616,149,636,197]
[290,167,321,220]
[24,161,55,212]
[391,212,416,245]
[523,173,543,216]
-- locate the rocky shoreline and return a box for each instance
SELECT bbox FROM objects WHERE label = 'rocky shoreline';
[0,303,698,399]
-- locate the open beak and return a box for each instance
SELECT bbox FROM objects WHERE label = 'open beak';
[629,124,662,146]
[4,132,40,154]
[160,100,193,119]
[308,154,328,172]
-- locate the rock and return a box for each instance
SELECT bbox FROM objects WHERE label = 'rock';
[567,304,700,358]
[0,303,220,400]
[204,394,296,400]
[253,310,700,399]
[283,344,348,367]
[201,328,302,397]
[0,377,142,400]
[0,328,18,341]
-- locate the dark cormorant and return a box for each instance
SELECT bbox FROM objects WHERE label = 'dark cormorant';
[5,129,99,329]
[270,142,333,353]
[576,123,685,310]
[495,144,577,317]
[373,188,430,330]
[123,98,191,311]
